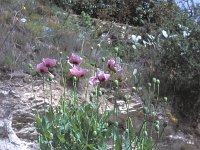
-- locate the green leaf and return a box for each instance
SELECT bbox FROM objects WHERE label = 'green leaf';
[42,116,49,130]
[44,131,53,140]
[57,132,65,144]
[35,114,42,128]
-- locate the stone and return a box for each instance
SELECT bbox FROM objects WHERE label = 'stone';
[0,120,6,138]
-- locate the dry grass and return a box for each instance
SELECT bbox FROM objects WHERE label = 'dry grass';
[0,0,91,74]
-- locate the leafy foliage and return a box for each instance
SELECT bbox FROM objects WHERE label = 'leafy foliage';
[149,6,200,121]
[35,102,111,149]
[49,0,166,26]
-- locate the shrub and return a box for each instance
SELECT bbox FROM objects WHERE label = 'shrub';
[49,0,167,26]
[149,6,200,123]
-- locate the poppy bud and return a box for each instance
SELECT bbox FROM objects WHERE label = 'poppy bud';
[28,64,33,70]
[73,76,77,82]
[101,57,106,62]
[132,86,136,91]
[143,107,148,114]
[164,97,168,102]
[93,131,97,136]
[125,129,129,133]
[155,120,159,125]
[114,79,119,87]
[98,91,102,96]
[156,79,160,84]
[97,44,101,48]
[114,47,119,53]
[148,82,151,87]
[123,95,128,102]
[155,124,160,132]
[90,46,94,51]
[153,78,156,83]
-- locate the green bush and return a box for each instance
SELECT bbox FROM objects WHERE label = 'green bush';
[150,7,200,122]
[49,0,163,26]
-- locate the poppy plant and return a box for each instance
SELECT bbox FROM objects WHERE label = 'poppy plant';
[68,53,82,66]
[97,71,110,82]
[89,76,100,85]
[42,58,57,68]
[107,59,116,70]
[107,59,122,72]
[114,63,122,72]
[89,71,110,85]
[36,63,48,74]
[69,66,88,78]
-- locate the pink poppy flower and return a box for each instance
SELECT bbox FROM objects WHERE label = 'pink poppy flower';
[114,64,123,72]
[107,59,122,72]
[36,63,48,74]
[68,53,82,66]
[89,76,100,85]
[96,71,110,82]
[42,58,57,68]
[69,66,88,77]
[107,59,116,70]
[89,71,110,85]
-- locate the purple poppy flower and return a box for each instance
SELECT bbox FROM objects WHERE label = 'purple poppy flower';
[69,66,88,77]
[114,64,123,72]
[96,71,110,82]
[107,59,122,72]
[89,76,100,85]
[36,63,48,74]
[68,53,82,66]
[42,58,57,68]
[89,71,110,85]
[107,59,116,70]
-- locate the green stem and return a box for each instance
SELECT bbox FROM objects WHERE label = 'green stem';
[114,87,119,119]
[59,57,67,116]
[42,75,46,115]
[156,84,160,110]
[127,120,146,149]
[73,77,78,107]
[50,81,53,106]
[150,104,156,138]
[126,101,130,140]
[96,85,100,117]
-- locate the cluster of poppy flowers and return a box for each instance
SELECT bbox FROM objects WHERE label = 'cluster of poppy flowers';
[36,53,122,86]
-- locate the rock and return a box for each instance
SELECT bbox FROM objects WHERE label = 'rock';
[8,71,28,79]
[0,120,6,138]
[0,89,9,97]
[163,132,197,150]
[195,123,200,136]
[16,127,37,140]
[23,77,32,84]
[9,90,20,98]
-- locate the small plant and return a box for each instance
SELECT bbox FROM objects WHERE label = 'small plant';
[80,11,92,27]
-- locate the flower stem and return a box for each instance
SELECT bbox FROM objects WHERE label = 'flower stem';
[42,75,46,115]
